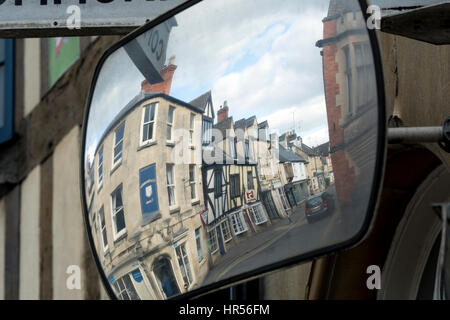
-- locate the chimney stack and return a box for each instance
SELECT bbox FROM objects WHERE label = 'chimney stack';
[217,100,229,124]
[141,55,177,95]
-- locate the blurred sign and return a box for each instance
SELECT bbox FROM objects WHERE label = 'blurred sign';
[0,0,187,37]
[49,37,79,87]
[200,209,208,226]
[124,17,177,84]
[246,190,256,202]
[131,269,143,283]
[0,39,14,145]
[139,164,159,220]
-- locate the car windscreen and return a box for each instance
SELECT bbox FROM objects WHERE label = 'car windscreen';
[307,197,323,207]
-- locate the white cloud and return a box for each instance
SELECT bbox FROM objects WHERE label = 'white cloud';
[303,127,330,147]
[259,95,329,139]
[84,0,332,160]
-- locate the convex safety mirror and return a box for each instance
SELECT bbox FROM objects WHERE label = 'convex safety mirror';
[81,0,385,300]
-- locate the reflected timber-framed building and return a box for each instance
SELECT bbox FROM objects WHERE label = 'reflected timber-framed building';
[201,104,273,265]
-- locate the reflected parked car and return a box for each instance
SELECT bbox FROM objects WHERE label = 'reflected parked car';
[305,193,332,223]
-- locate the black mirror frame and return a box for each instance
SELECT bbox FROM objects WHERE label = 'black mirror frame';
[80,0,387,300]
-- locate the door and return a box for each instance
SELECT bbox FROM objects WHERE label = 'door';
[285,185,296,207]
[153,256,180,299]
[262,191,280,220]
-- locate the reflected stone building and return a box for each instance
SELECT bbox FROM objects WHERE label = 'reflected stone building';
[317,0,378,209]
[254,121,291,220]
[87,63,211,299]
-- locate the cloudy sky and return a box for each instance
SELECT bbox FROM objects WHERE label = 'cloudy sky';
[86,0,333,162]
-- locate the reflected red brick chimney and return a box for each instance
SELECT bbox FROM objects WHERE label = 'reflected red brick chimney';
[141,55,177,95]
[217,100,229,124]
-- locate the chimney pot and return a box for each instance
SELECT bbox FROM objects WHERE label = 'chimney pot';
[141,63,178,95]
[217,101,229,124]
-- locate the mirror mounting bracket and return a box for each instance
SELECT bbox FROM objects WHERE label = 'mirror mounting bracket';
[387,116,450,153]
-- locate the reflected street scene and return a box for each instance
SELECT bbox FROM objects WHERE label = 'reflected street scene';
[83,0,380,299]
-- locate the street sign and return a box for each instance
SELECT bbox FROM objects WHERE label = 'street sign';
[200,209,208,226]
[0,0,187,37]
[124,17,177,84]
[246,190,256,202]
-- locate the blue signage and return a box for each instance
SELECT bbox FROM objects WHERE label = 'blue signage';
[131,269,143,283]
[108,275,115,284]
[139,164,159,219]
[0,39,14,145]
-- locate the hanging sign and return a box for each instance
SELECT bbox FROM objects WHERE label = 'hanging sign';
[139,164,160,220]
[0,0,186,37]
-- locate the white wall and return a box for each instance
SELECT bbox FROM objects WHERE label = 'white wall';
[292,163,307,182]
[19,166,41,300]
[52,126,85,299]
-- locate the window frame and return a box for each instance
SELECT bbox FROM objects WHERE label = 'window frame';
[189,113,195,146]
[229,210,248,236]
[214,169,222,198]
[244,140,252,161]
[207,228,218,254]
[354,42,376,111]
[112,121,125,169]
[195,228,204,263]
[98,145,104,188]
[175,242,194,287]
[113,272,141,300]
[140,102,158,146]
[229,137,237,160]
[343,45,354,116]
[111,184,127,240]
[221,219,233,243]
[249,203,268,225]
[166,164,177,208]
[247,170,255,191]
[202,118,213,145]
[230,174,240,199]
[189,164,197,202]
[99,205,109,253]
[167,105,175,143]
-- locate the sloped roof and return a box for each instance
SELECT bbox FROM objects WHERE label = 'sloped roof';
[189,90,212,113]
[279,146,307,163]
[314,142,330,157]
[213,117,233,142]
[300,143,317,157]
[234,118,247,131]
[245,116,257,128]
[258,120,269,129]
[234,116,257,131]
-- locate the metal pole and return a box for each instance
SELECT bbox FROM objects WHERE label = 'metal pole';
[387,127,443,144]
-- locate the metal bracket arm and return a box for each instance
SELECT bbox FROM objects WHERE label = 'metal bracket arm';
[387,117,450,153]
